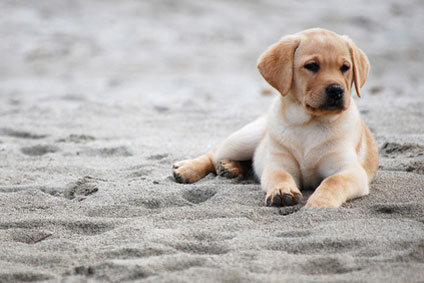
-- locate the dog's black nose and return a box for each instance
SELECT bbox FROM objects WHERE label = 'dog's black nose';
[325,84,345,101]
[322,84,345,110]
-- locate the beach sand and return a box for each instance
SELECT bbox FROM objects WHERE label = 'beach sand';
[0,0,423,281]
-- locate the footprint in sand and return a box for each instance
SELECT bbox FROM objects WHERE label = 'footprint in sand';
[182,187,217,204]
[80,146,132,157]
[371,203,424,221]
[40,176,100,201]
[37,176,101,204]
[404,160,424,174]
[380,142,424,174]
[21,145,59,156]
[57,134,95,143]
[381,142,424,158]
[0,128,47,139]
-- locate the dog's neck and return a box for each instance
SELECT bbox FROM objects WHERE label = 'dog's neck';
[279,94,349,126]
[281,94,312,125]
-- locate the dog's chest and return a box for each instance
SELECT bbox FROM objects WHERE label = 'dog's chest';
[281,123,331,186]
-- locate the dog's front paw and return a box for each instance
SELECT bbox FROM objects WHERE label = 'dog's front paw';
[265,185,302,207]
[172,160,202,184]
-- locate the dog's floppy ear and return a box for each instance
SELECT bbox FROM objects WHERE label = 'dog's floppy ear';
[257,35,300,96]
[344,36,370,98]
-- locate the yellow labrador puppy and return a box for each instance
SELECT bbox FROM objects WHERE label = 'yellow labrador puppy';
[173,28,378,208]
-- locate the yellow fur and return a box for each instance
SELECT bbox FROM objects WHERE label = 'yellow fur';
[172,28,378,208]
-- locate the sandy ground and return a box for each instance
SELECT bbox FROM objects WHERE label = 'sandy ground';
[0,0,424,282]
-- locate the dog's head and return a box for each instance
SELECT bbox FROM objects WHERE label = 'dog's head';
[257,28,369,115]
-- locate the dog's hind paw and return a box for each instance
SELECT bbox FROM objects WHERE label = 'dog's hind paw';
[215,160,246,179]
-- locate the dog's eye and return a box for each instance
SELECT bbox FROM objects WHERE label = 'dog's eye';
[304,62,320,73]
[340,64,350,73]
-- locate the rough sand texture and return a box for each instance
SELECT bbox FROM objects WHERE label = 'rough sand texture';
[1,0,424,282]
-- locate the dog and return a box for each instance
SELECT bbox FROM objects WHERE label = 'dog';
[172,28,378,208]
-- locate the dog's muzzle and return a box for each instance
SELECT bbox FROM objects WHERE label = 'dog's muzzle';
[321,84,345,110]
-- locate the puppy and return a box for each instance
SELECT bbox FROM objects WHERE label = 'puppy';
[172,28,378,208]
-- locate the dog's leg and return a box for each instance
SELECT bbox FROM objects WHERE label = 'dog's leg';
[306,156,369,207]
[213,116,266,179]
[173,116,266,183]
[262,168,303,206]
[173,149,216,184]
[257,138,303,206]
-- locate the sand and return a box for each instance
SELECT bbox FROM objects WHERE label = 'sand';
[0,0,423,282]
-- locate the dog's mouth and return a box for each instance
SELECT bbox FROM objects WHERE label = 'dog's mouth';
[305,103,317,112]
[305,103,345,115]
[303,90,347,115]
